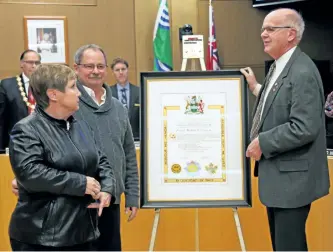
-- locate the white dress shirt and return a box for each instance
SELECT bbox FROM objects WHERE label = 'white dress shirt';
[83,85,106,106]
[22,72,29,94]
[253,46,297,118]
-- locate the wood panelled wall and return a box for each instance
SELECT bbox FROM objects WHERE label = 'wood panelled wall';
[0,0,137,85]
[135,0,333,108]
[1,0,332,86]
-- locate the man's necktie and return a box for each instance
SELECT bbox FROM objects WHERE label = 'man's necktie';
[249,62,276,141]
[121,88,128,108]
[27,85,36,114]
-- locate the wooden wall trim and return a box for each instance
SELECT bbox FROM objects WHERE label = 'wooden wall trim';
[0,0,96,6]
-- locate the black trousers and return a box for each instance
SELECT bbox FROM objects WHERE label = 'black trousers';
[266,204,311,251]
[96,203,121,251]
[10,238,95,251]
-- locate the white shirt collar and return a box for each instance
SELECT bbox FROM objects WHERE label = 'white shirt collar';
[117,82,130,90]
[22,72,29,93]
[260,46,297,119]
[275,46,297,74]
[22,72,29,83]
[83,85,106,106]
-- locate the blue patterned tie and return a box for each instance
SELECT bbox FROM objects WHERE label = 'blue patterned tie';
[121,88,127,108]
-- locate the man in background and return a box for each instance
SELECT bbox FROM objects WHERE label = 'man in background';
[240,8,329,251]
[110,58,140,140]
[0,50,40,151]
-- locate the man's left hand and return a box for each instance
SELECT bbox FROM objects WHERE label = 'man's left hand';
[246,137,262,161]
[125,207,138,222]
[12,178,18,196]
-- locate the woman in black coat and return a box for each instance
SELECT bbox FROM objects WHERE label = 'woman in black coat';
[9,64,116,251]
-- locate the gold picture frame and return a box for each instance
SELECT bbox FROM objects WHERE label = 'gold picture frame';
[23,16,69,64]
[140,70,251,208]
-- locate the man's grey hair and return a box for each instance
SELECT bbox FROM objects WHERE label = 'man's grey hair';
[286,9,305,42]
[271,8,305,43]
[74,44,108,65]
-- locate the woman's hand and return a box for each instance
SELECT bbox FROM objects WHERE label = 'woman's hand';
[85,176,101,199]
[87,192,111,216]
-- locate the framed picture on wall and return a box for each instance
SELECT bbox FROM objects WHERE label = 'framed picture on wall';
[140,70,252,209]
[23,16,69,64]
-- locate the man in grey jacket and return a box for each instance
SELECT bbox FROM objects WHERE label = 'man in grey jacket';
[240,8,329,251]
[73,44,139,251]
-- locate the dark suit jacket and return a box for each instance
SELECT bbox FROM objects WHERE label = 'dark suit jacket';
[0,75,28,151]
[111,83,140,140]
[254,47,330,208]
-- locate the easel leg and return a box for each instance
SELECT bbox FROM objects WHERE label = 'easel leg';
[195,208,200,251]
[199,58,206,71]
[232,207,246,252]
[149,208,161,252]
[181,59,188,71]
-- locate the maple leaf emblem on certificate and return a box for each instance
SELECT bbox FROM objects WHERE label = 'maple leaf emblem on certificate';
[205,162,218,174]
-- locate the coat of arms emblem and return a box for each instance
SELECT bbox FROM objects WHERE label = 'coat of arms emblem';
[185,95,204,114]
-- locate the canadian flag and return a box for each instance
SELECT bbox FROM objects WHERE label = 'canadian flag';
[206,0,221,70]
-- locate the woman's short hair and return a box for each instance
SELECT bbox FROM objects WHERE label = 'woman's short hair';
[30,64,76,109]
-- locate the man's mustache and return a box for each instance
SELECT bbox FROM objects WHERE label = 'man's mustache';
[89,75,102,79]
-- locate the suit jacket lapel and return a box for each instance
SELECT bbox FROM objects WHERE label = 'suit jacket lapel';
[259,47,301,128]
[128,83,137,118]
[259,79,284,127]
[17,74,28,114]
[111,85,118,99]
[252,73,270,118]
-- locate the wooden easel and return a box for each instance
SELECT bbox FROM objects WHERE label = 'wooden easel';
[148,36,246,252]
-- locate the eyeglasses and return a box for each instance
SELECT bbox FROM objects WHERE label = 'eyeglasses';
[77,64,108,71]
[261,26,292,34]
[23,60,41,66]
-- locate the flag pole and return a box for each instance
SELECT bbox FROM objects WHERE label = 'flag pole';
[208,0,212,70]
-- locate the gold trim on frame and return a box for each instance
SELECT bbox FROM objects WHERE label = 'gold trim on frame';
[146,77,245,202]
[163,104,227,184]
[163,106,180,175]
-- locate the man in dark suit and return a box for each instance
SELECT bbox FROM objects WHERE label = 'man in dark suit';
[240,8,330,251]
[110,58,140,140]
[0,50,40,151]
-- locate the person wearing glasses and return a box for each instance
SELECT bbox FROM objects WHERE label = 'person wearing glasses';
[0,49,41,152]
[73,44,139,251]
[9,64,116,251]
[240,8,329,251]
[110,58,140,141]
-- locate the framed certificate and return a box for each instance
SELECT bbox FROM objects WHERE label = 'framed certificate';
[140,71,251,208]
